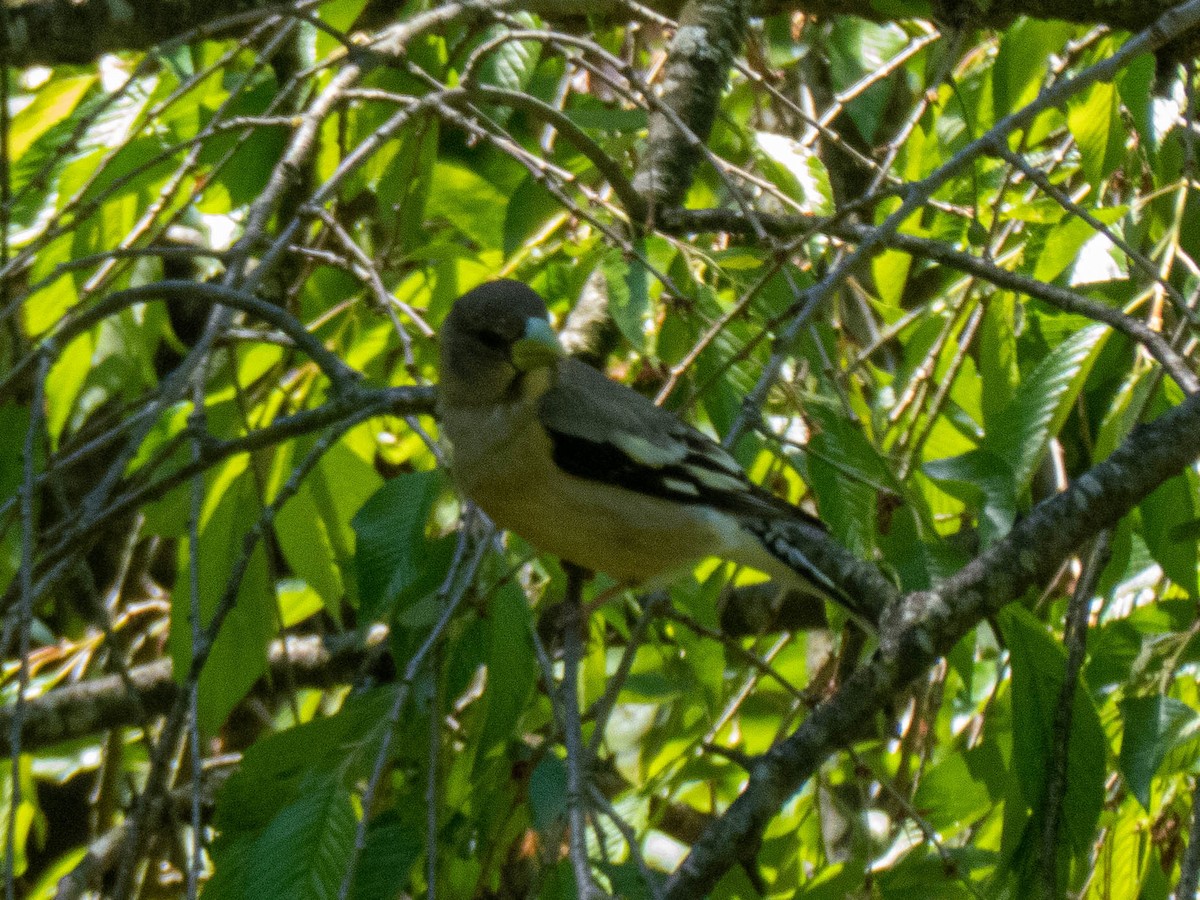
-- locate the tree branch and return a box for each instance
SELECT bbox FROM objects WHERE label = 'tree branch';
[663,386,1200,898]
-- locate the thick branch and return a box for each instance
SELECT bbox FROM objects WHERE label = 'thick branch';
[5,0,1190,68]
[0,629,387,755]
[632,0,749,210]
[663,386,1200,898]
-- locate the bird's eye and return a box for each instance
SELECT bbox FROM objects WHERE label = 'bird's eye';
[475,329,507,351]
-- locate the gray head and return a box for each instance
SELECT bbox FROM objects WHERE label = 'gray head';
[439,280,562,406]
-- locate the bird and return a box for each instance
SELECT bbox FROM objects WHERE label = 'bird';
[436,279,859,618]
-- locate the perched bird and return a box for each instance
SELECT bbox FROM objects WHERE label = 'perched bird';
[437,279,858,617]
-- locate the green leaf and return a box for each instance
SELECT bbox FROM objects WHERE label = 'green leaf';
[23,233,77,337]
[350,814,423,900]
[913,750,993,836]
[426,161,508,251]
[241,774,357,900]
[753,131,834,215]
[979,294,1020,435]
[277,441,383,614]
[503,173,560,256]
[922,447,1016,546]
[1068,80,1124,187]
[477,583,537,762]
[825,19,909,145]
[993,19,1071,118]
[1140,470,1200,598]
[564,107,649,132]
[602,248,650,352]
[10,74,96,159]
[986,324,1107,496]
[170,462,275,734]
[352,470,446,623]
[276,579,324,629]
[1140,383,1199,597]
[1032,216,1098,283]
[474,14,542,126]
[1117,53,1156,154]
[530,754,568,830]
[316,0,370,56]
[1119,695,1200,810]
[999,606,1105,855]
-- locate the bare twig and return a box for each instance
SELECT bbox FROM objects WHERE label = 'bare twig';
[336,529,491,900]
[562,564,602,898]
[4,352,45,900]
[1038,532,1111,896]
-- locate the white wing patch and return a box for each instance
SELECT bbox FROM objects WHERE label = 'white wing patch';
[611,431,687,468]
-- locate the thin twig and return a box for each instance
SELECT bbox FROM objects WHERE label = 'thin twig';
[1177,777,1200,900]
[4,352,45,900]
[336,529,490,900]
[185,380,207,900]
[562,564,599,898]
[1038,531,1111,896]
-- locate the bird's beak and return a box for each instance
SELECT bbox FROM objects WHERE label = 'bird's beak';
[511,317,563,371]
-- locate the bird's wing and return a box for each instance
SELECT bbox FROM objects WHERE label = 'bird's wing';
[538,358,820,525]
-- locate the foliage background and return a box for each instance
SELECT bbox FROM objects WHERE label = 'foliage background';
[2,1,1200,897]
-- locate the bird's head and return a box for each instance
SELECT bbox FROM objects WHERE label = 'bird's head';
[439,280,564,405]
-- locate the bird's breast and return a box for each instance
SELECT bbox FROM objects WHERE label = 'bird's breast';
[442,401,735,583]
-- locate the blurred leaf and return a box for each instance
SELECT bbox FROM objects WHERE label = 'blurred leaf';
[10,74,95,159]
[1140,469,1200,598]
[530,754,567,830]
[1117,53,1156,155]
[1067,80,1124,188]
[602,248,650,353]
[477,583,537,762]
[170,463,275,734]
[979,294,1019,433]
[276,579,324,629]
[503,173,560,256]
[1000,606,1105,856]
[993,20,1071,118]
[1119,695,1200,810]
[350,814,423,900]
[352,470,446,623]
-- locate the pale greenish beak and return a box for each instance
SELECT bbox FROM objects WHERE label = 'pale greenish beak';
[511,317,563,371]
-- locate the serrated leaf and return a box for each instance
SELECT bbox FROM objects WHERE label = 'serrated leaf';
[242,774,357,900]
[986,324,1107,495]
[1119,695,1200,810]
